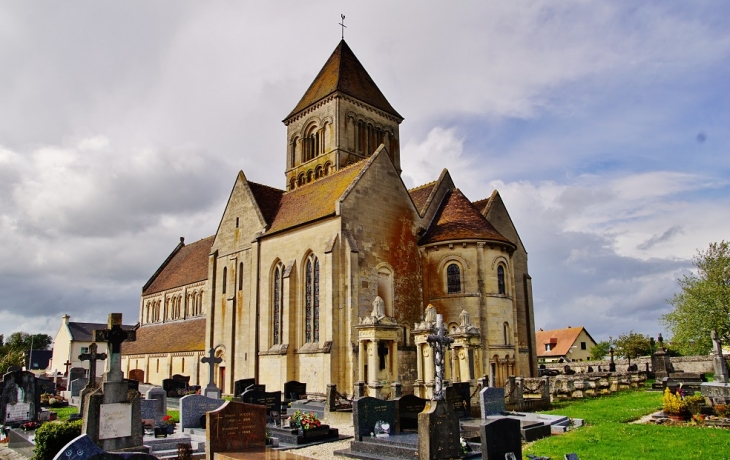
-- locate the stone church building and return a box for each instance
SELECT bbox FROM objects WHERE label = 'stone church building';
[122,40,537,397]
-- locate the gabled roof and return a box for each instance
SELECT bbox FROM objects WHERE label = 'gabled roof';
[265,160,369,235]
[68,322,135,342]
[248,182,284,225]
[419,189,513,246]
[409,181,437,214]
[536,326,596,358]
[121,318,206,355]
[143,236,215,296]
[285,40,402,121]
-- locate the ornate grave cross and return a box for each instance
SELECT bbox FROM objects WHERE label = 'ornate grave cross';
[201,348,223,388]
[427,314,454,401]
[78,342,107,388]
[94,313,136,382]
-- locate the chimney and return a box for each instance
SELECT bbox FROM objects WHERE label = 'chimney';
[62,314,70,325]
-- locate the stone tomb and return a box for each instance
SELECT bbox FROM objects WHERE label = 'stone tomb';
[145,387,167,424]
[234,378,255,397]
[70,378,88,397]
[395,394,427,432]
[480,418,522,460]
[418,399,461,460]
[52,434,157,460]
[180,394,225,430]
[353,396,397,441]
[205,401,266,458]
[283,380,307,402]
[1,370,40,425]
[69,367,86,384]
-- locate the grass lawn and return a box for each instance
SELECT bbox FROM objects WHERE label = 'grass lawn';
[524,389,730,460]
[50,406,78,421]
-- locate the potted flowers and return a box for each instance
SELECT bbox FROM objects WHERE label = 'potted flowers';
[662,388,689,421]
[161,415,176,434]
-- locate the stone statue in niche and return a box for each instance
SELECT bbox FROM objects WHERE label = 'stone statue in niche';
[424,304,437,323]
[371,296,386,320]
[459,310,470,328]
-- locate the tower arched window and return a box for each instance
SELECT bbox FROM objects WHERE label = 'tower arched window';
[305,254,320,343]
[222,267,227,295]
[497,265,505,295]
[503,322,510,345]
[273,262,284,345]
[238,262,244,291]
[447,263,461,294]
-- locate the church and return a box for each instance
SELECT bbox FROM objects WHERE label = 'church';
[121,40,537,398]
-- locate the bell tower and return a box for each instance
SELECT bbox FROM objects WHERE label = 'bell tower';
[282,40,403,191]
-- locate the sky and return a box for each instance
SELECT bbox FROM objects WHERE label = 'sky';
[1,1,729,345]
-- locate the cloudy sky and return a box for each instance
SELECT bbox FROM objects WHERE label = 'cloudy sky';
[1,2,728,344]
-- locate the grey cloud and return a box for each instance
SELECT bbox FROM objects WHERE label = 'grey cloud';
[637,226,684,251]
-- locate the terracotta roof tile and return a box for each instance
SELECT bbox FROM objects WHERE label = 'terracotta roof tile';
[471,198,490,213]
[143,236,214,296]
[265,161,368,235]
[535,327,590,358]
[419,189,513,246]
[285,40,402,120]
[121,318,206,355]
[248,181,284,225]
[409,182,437,214]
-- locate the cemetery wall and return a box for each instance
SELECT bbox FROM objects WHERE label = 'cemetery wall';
[542,355,718,374]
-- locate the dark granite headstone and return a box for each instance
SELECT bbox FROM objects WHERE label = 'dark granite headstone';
[69,378,88,397]
[283,380,307,401]
[1,370,40,425]
[395,394,427,431]
[418,399,461,459]
[162,378,187,395]
[52,433,157,460]
[241,389,281,415]
[353,396,397,441]
[448,383,471,419]
[480,418,522,460]
[37,378,56,396]
[520,421,551,442]
[145,387,167,423]
[206,401,266,458]
[480,387,505,418]
[69,367,86,383]
[180,394,226,430]
[234,378,255,397]
[125,379,139,392]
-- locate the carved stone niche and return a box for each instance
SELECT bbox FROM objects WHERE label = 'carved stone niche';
[356,296,400,399]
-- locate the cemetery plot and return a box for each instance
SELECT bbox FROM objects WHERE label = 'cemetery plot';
[206,401,267,457]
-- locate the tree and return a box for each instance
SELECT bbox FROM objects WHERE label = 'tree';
[661,241,730,355]
[0,348,25,374]
[590,340,613,361]
[614,331,652,365]
[5,332,53,351]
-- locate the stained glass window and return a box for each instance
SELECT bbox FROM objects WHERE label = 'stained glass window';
[447,263,461,294]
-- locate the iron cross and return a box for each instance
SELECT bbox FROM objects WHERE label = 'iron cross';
[339,14,347,40]
[78,342,107,388]
[427,314,454,401]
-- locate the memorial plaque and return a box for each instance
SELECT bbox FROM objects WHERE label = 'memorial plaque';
[448,383,471,418]
[395,394,427,431]
[234,378,255,397]
[180,394,226,429]
[206,401,266,458]
[99,403,132,440]
[480,387,506,417]
[480,418,522,460]
[240,389,281,414]
[353,396,397,441]
[283,380,307,401]
[6,403,31,422]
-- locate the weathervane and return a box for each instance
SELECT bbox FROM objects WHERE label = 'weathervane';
[339,14,347,40]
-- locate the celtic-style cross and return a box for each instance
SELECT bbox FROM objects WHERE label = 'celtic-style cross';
[94,313,136,382]
[79,342,107,388]
[339,14,347,40]
[427,314,454,401]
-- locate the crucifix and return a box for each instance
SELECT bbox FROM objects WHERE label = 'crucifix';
[377,341,389,370]
[426,314,454,401]
[78,342,107,388]
[64,359,73,388]
[201,348,223,399]
[94,313,136,382]
[339,14,347,40]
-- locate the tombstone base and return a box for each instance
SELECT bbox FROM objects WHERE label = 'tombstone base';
[203,384,221,400]
[418,400,461,460]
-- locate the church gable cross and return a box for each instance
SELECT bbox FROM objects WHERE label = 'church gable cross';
[78,342,107,387]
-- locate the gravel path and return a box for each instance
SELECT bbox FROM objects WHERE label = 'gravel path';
[282,423,354,460]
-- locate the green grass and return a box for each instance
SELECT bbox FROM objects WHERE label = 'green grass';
[167,409,179,423]
[50,406,78,421]
[524,389,730,460]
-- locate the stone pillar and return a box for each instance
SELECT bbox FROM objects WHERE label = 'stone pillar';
[451,346,460,383]
[391,341,399,384]
[507,376,517,403]
[514,377,524,403]
[358,340,366,382]
[541,376,550,401]
[354,381,366,399]
[326,384,337,412]
[368,340,378,386]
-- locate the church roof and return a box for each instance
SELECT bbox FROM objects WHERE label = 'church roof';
[265,161,369,235]
[248,181,284,225]
[285,40,402,121]
[121,318,206,355]
[419,189,513,246]
[143,236,214,296]
[409,181,437,214]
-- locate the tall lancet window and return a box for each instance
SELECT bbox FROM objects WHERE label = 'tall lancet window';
[447,263,461,294]
[497,265,506,295]
[305,254,320,343]
[273,263,284,345]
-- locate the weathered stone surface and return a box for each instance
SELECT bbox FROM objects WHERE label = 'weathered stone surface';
[205,401,266,458]
[1,370,39,425]
[353,396,397,441]
[480,418,522,460]
[418,399,460,459]
[446,384,471,419]
[480,387,505,417]
[140,399,156,422]
[180,394,225,430]
[70,378,88,397]
[145,387,167,423]
[395,394,427,431]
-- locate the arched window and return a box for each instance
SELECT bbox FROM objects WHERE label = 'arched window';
[289,177,296,191]
[290,137,298,167]
[315,165,323,179]
[497,265,505,295]
[503,322,510,345]
[377,265,394,317]
[298,174,306,187]
[324,162,331,176]
[238,262,244,290]
[447,263,461,294]
[222,267,227,295]
[307,170,313,183]
[305,254,320,343]
[273,263,284,345]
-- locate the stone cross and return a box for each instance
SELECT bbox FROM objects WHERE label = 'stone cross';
[64,360,73,387]
[94,313,136,382]
[711,329,730,384]
[78,342,107,388]
[712,329,723,356]
[426,314,454,401]
[201,348,223,398]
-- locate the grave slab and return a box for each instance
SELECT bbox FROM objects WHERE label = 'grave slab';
[480,418,522,460]
[206,401,266,458]
[180,394,225,430]
[479,387,505,417]
[352,397,397,441]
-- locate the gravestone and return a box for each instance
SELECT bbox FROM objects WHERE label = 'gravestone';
[395,394,427,431]
[78,342,107,416]
[418,399,460,459]
[129,369,144,382]
[69,367,86,383]
[480,418,522,460]
[284,380,307,402]
[234,378,255,397]
[711,329,730,384]
[140,399,157,422]
[52,434,157,460]
[162,378,187,396]
[125,379,139,392]
[37,378,56,396]
[480,387,506,417]
[70,378,88,397]
[201,348,222,399]
[447,383,471,419]
[1,370,40,425]
[206,401,266,458]
[241,389,281,421]
[353,396,397,441]
[180,394,225,430]
[145,387,167,424]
